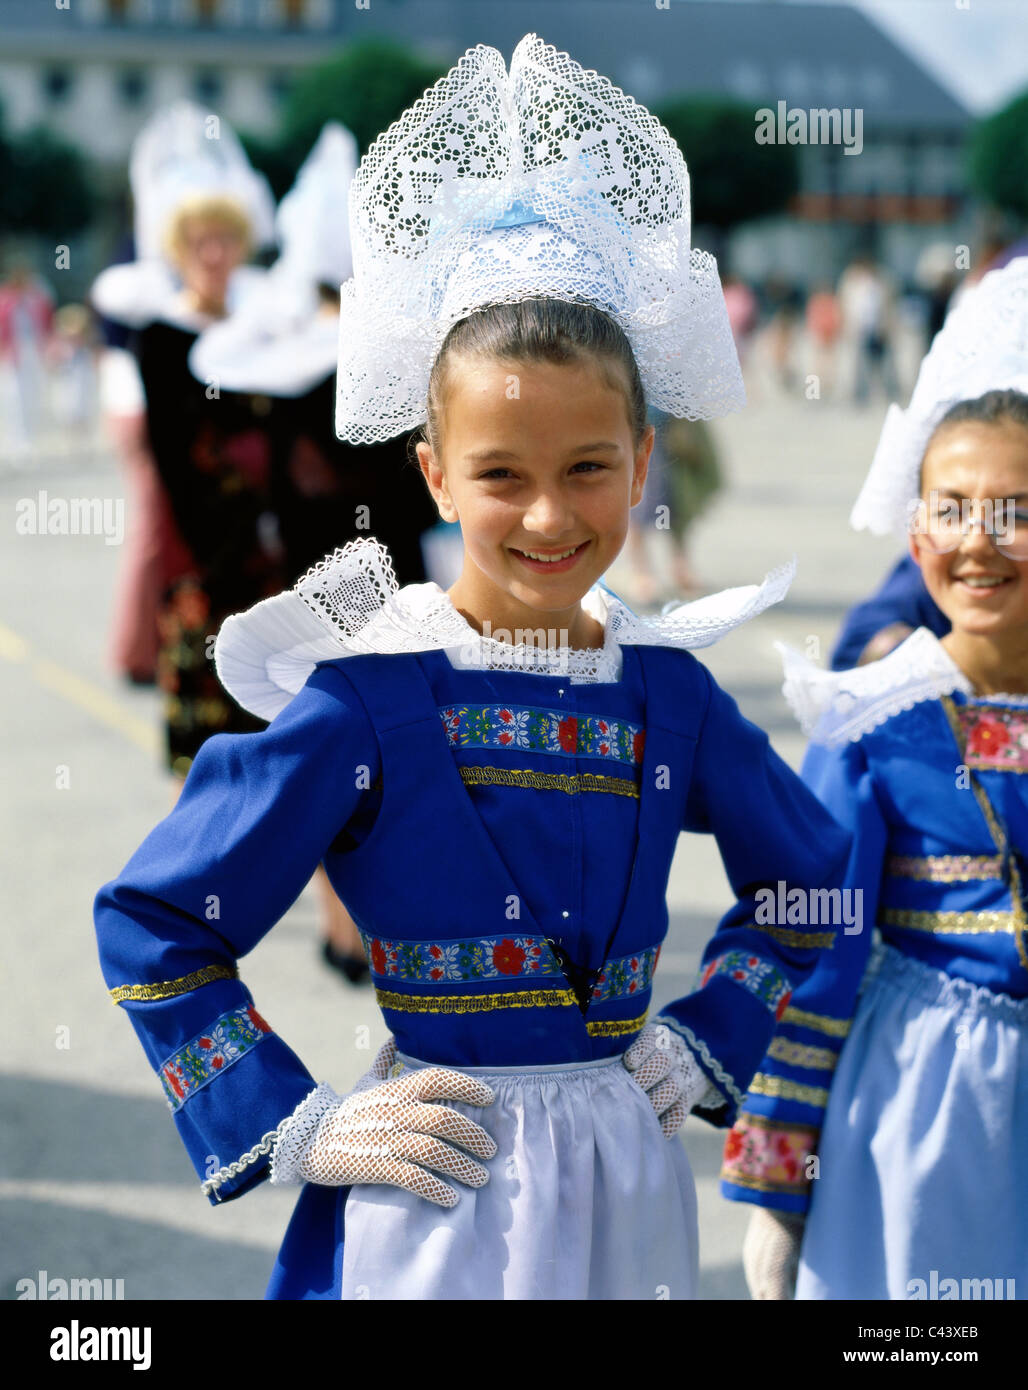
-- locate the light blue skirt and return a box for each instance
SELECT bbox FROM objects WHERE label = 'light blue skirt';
[797,945,1028,1301]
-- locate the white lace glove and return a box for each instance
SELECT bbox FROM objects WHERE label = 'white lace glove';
[742,1207,806,1300]
[269,1043,497,1208]
[622,1022,715,1138]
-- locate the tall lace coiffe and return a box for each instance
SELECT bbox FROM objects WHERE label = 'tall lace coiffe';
[334,33,745,443]
[851,256,1028,538]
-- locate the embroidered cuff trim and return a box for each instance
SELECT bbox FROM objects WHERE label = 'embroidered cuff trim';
[653,1013,746,1109]
[110,963,238,1004]
[201,1128,281,1200]
[882,907,1016,935]
[780,1005,851,1038]
[752,924,835,949]
[586,1012,647,1038]
[749,1072,829,1107]
[886,854,1005,883]
[766,1037,839,1072]
[159,1004,273,1111]
[721,1113,820,1196]
[699,950,792,1018]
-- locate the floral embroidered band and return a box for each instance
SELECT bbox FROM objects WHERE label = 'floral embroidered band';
[699,951,792,1019]
[953,704,1028,773]
[372,987,648,1037]
[441,704,645,766]
[159,1004,272,1111]
[721,1112,820,1196]
[458,765,640,798]
[360,931,660,1004]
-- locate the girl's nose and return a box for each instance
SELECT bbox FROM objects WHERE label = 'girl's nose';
[521,489,576,538]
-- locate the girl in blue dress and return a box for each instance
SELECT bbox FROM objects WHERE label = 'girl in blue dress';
[93,35,850,1300]
[722,258,1028,1300]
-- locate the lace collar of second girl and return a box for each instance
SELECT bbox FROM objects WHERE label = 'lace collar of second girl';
[215,537,796,721]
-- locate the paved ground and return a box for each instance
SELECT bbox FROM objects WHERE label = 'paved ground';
[0,358,906,1301]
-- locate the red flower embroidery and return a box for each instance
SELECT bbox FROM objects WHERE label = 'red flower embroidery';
[370,941,387,975]
[775,990,792,1021]
[632,730,646,762]
[628,980,637,993]
[163,1065,186,1099]
[630,957,639,970]
[498,708,514,723]
[492,939,526,975]
[783,1156,798,1181]
[968,717,1009,758]
[599,741,611,755]
[598,720,609,734]
[498,731,514,745]
[199,1037,213,1050]
[429,968,444,981]
[246,1007,271,1034]
[724,1129,744,1162]
[557,717,578,753]
[211,1055,224,1070]
[775,1135,792,1157]
[429,945,442,959]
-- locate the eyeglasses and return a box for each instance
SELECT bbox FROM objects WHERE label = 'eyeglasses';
[908,496,1028,561]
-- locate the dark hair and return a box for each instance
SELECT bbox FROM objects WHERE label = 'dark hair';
[423,298,647,454]
[927,388,1028,450]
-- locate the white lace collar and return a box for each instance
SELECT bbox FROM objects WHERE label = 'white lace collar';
[779,627,980,746]
[215,536,795,720]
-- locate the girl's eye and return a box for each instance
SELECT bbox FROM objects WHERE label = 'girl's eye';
[571,461,605,473]
[479,468,513,480]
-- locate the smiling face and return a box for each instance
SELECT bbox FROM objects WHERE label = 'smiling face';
[910,419,1028,646]
[416,354,652,640]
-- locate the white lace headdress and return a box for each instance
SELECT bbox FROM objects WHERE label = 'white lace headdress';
[130,101,276,264]
[334,33,744,444]
[851,256,1028,538]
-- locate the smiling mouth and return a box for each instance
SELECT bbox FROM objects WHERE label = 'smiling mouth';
[510,541,590,564]
[953,574,1014,590]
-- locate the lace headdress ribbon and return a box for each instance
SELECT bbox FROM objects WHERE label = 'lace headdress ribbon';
[851,256,1028,538]
[777,628,972,746]
[334,33,744,444]
[214,537,794,721]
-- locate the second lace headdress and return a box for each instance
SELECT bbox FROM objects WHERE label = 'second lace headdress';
[335,33,744,444]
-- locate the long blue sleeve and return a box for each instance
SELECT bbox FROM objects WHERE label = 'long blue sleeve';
[720,735,886,1211]
[654,675,853,1128]
[830,554,948,670]
[93,662,380,1203]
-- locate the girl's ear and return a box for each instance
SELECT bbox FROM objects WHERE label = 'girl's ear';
[630,424,655,508]
[417,440,459,523]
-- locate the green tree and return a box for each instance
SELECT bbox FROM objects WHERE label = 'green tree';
[283,38,447,160]
[655,95,800,230]
[2,124,94,239]
[968,89,1028,222]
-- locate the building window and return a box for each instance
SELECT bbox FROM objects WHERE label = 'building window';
[43,68,74,104]
[118,70,148,106]
[194,70,223,104]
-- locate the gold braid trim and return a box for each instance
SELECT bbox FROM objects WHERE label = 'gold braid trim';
[586,1013,648,1038]
[886,854,1005,882]
[376,987,579,1015]
[766,1037,839,1072]
[882,908,1016,935]
[780,1006,851,1038]
[749,1073,829,1107]
[751,924,835,949]
[109,963,237,1004]
[458,765,640,799]
[940,695,1028,973]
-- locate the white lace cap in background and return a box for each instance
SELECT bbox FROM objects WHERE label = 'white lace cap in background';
[214,536,795,721]
[777,628,973,746]
[851,257,1028,539]
[188,122,359,396]
[334,33,745,444]
[129,101,276,264]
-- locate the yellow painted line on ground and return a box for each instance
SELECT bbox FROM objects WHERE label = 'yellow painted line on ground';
[0,619,159,756]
